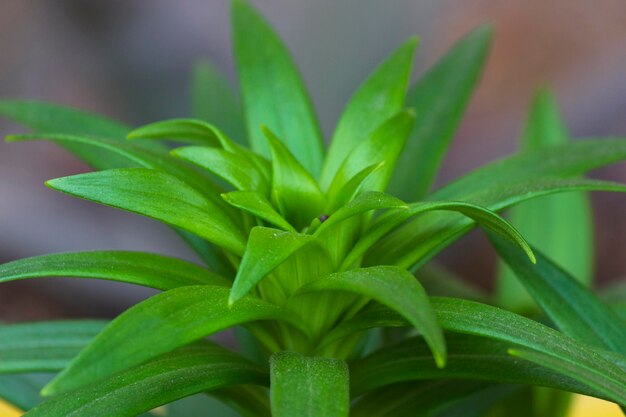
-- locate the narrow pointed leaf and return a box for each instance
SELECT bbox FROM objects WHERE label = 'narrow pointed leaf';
[490,232,626,353]
[172,146,269,194]
[328,297,626,405]
[46,168,246,255]
[314,191,407,236]
[232,0,324,176]
[350,333,615,402]
[321,38,418,188]
[28,344,267,417]
[497,89,593,311]
[222,191,295,232]
[0,251,228,291]
[0,100,161,169]
[389,25,492,200]
[44,285,299,395]
[345,200,534,270]
[327,110,415,201]
[329,162,384,212]
[0,321,105,374]
[263,127,326,229]
[230,227,315,304]
[299,266,446,368]
[191,59,246,143]
[270,351,349,417]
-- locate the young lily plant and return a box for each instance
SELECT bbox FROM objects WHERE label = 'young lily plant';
[1,1,625,416]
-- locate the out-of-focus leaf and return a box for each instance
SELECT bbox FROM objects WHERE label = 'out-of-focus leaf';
[0,374,51,411]
[417,263,488,302]
[496,88,593,312]
[313,191,407,236]
[321,38,417,188]
[263,127,326,229]
[326,111,415,202]
[0,251,228,291]
[0,321,105,373]
[298,266,446,368]
[222,191,295,232]
[346,200,534,270]
[389,25,492,200]
[232,0,324,176]
[172,146,269,194]
[230,227,315,304]
[46,168,246,255]
[190,59,246,144]
[211,385,271,417]
[350,333,608,400]
[0,100,162,169]
[270,351,349,417]
[44,286,299,395]
[173,229,235,278]
[490,233,626,353]
[28,343,267,417]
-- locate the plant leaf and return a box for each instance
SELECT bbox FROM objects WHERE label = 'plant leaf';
[172,146,269,194]
[229,227,315,304]
[350,333,615,402]
[44,285,299,395]
[270,351,349,417]
[46,168,246,255]
[345,200,534,270]
[490,232,626,354]
[0,100,161,169]
[222,191,296,232]
[321,38,418,188]
[389,25,492,200]
[0,374,50,411]
[313,191,407,236]
[190,59,246,144]
[0,251,228,291]
[328,162,385,212]
[326,110,415,202]
[496,88,593,312]
[28,343,267,417]
[0,321,105,373]
[331,297,626,405]
[298,266,446,368]
[232,0,324,176]
[263,127,326,229]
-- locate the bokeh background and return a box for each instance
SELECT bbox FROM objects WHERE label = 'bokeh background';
[1,0,626,321]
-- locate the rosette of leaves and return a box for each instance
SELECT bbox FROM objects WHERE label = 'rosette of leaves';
[1,1,625,416]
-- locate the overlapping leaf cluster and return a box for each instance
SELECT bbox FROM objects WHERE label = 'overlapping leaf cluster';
[0,1,625,416]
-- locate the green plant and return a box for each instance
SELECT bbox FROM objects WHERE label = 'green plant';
[1,1,625,415]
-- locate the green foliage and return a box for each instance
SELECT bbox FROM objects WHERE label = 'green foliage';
[1,0,625,415]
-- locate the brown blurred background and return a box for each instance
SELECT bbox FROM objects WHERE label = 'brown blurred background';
[1,0,625,321]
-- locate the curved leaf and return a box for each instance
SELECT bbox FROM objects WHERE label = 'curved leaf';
[321,38,418,188]
[370,176,626,269]
[313,191,407,236]
[230,227,315,304]
[0,251,228,291]
[270,351,349,417]
[298,266,446,368]
[222,191,295,232]
[490,233,626,353]
[263,127,326,229]
[350,333,612,401]
[46,168,246,255]
[28,343,267,417]
[389,25,492,200]
[326,110,415,202]
[329,162,384,212]
[44,286,299,395]
[172,146,269,194]
[190,59,246,144]
[0,321,105,373]
[346,200,534,270]
[232,0,324,176]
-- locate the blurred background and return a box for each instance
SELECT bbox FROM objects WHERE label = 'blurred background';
[1,0,625,321]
